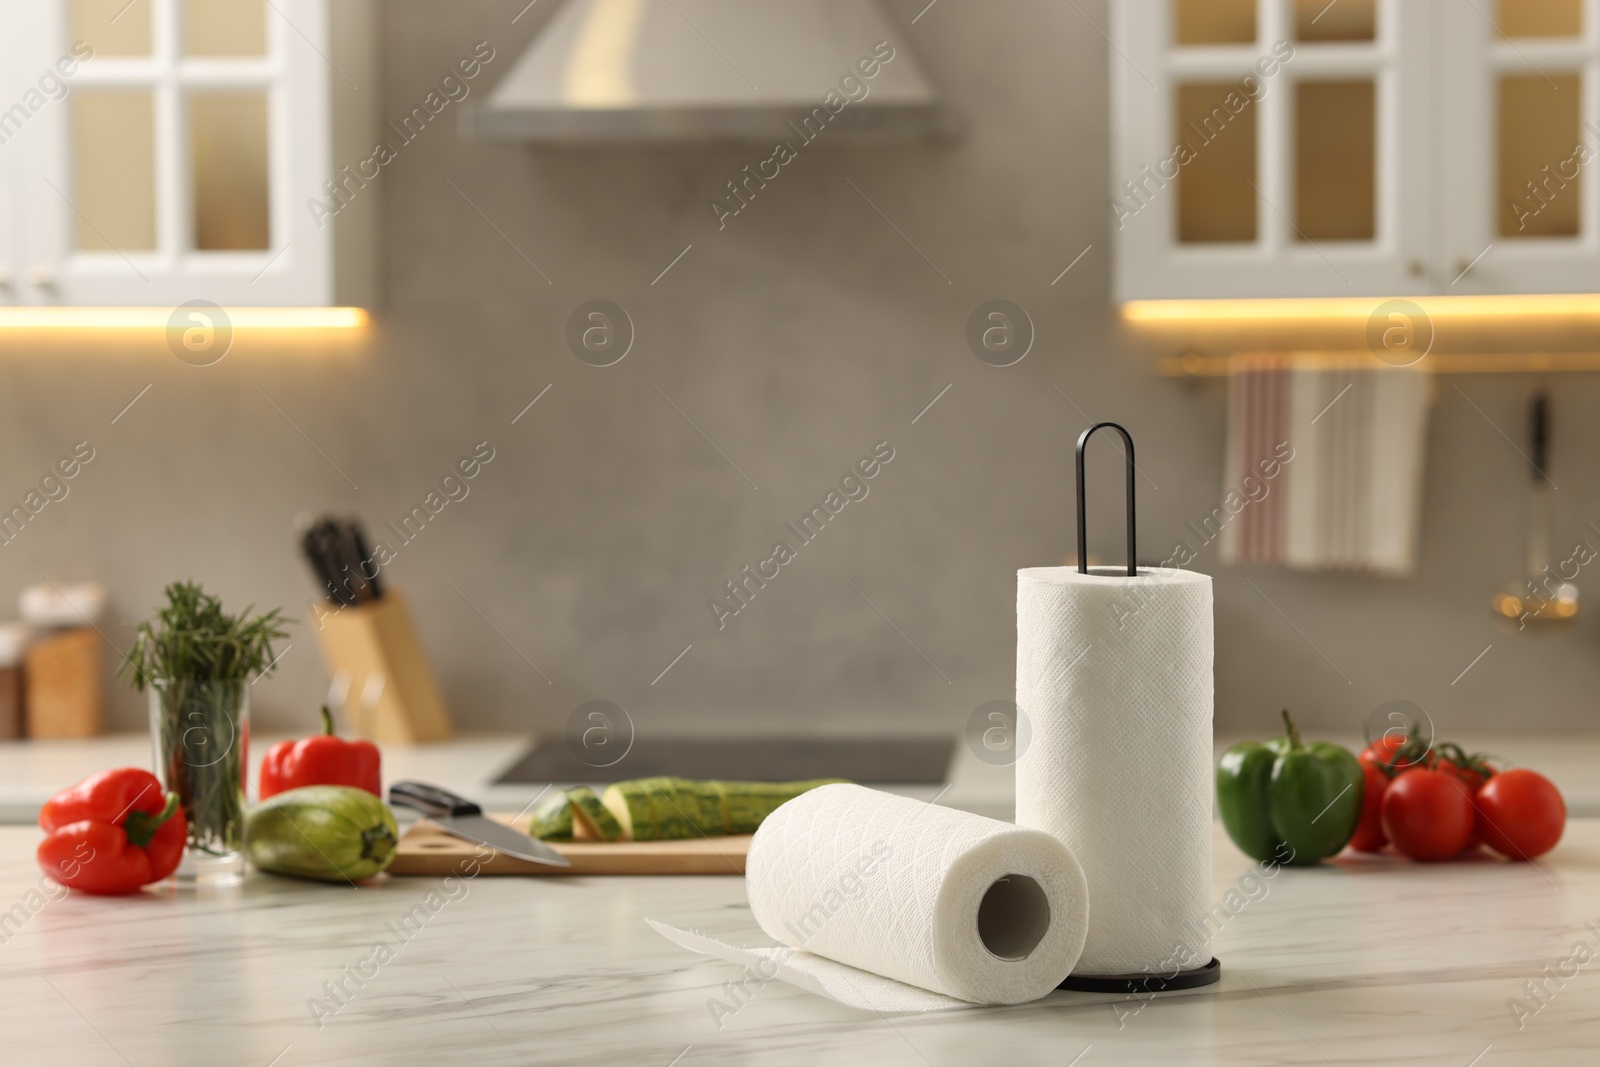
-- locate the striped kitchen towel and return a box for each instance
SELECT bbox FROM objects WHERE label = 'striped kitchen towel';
[1220,354,1431,576]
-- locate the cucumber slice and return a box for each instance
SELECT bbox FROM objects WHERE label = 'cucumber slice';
[529,789,574,840]
[567,786,622,842]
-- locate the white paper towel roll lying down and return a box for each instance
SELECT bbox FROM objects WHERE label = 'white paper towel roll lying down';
[1016,565,1214,977]
[652,783,1089,1009]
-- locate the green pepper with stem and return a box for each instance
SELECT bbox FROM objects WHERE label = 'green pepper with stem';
[1217,710,1364,865]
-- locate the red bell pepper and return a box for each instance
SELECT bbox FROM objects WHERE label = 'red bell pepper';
[259,706,381,799]
[37,768,186,895]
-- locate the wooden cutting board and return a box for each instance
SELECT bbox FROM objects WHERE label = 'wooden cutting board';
[388,813,750,876]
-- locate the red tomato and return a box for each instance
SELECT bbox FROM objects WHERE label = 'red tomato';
[1360,736,1401,768]
[1348,761,1389,853]
[1435,760,1487,851]
[1474,769,1565,861]
[1437,758,1488,792]
[1381,768,1475,861]
[1360,735,1425,773]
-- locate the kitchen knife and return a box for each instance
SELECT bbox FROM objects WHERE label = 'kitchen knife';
[349,519,383,600]
[308,520,353,605]
[300,524,340,604]
[323,519,358,605]
[388,780,571,867]
[334,518,372,604]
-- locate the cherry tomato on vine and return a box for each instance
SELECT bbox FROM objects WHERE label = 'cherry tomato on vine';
[1438,757,1489,793]
[1360,735,1404,769]
[1381,768,1475,861]
[1347,760,1390,853]
[1475,769,1565,861]
[1360,734,1430,775]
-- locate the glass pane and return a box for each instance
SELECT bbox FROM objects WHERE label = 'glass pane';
[1296,0,1375,41]
[191,93,270,250]
[1296,80,1375,240]
[185,0,268,57]
[1175,82,1258,242]
[73,92,156,252]
[1499,75,1582,238]
[71,0,151,57]
[1498,0,1582,38]
[1173,0,1256,45]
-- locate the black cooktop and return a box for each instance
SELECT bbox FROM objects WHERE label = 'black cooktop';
[494,736,954,785]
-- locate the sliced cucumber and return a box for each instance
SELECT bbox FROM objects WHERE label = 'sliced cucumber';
[599,777,845,841]
[567,786,622,842]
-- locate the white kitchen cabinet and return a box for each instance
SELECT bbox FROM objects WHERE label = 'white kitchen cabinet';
[0,0,376,308]
[1112,0,1600,301]
[0,24,20,300]
[1441,0,1600,295]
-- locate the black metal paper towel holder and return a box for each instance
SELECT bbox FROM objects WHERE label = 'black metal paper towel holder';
[1059,957,1221,995]
[1059,421,1222,994]
[1075,421,1138,576]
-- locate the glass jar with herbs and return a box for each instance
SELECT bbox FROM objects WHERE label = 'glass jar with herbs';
[121,582,289,887]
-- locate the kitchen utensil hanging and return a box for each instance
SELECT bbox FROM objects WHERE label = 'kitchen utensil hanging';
[1491,391,1577,627]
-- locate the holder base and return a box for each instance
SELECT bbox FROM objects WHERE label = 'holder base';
[1058,957,1220,994]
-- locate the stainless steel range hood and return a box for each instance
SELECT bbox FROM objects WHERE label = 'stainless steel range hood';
[471,0,951,144]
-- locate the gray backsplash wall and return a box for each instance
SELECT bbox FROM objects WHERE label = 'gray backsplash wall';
[4,0,1598,739]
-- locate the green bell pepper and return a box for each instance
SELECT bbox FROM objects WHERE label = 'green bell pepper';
[1217,710,1364,866]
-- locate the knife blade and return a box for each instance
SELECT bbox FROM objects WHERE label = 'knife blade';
[389,780,571,867]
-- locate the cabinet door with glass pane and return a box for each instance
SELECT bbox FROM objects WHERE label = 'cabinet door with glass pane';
[8,0,366,307]
[0,14,24,301]
[1113,0,1435,299]
[1442,0,1600,293]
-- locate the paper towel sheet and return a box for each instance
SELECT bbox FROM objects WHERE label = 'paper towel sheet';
[647,920,970,1013]
[1017,566,1214,977]
[651,784,1089,1010]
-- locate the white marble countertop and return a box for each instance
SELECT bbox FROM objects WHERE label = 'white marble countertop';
[2,818,1596,1065]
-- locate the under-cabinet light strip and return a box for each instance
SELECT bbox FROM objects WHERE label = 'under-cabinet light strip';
[0,307,368,329]
[1123,294,1600,322]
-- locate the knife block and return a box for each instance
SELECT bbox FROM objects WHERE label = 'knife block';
[311,589,454,744]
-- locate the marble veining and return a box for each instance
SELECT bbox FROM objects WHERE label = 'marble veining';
[1,823,1597,1065]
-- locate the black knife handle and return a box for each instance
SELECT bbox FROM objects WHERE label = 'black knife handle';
[350,521,382,600]
[389,781,483,818]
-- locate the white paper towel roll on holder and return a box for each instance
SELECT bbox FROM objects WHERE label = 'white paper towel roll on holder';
[1056,421,1223,994]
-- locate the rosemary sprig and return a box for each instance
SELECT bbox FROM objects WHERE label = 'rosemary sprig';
[120,581,290,690]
